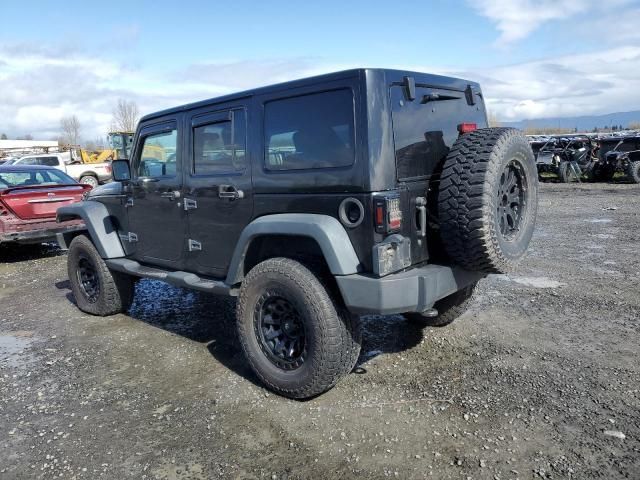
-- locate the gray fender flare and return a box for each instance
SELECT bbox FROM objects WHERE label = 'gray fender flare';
[225,214,361,285]
[56,201,125,258]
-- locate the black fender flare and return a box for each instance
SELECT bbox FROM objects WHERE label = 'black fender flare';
[56,201,125,258]
[225,214,361,285]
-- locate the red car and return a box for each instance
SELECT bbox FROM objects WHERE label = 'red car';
[0,165,91,245]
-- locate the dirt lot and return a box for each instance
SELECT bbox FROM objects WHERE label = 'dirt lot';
[1,183,639,479]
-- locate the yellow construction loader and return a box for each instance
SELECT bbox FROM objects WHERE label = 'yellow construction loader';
[78,132,134,163]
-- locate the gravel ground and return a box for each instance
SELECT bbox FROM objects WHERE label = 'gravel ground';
[1,183,639,480]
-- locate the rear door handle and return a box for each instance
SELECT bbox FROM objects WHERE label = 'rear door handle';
[416,197,427,237]
[218,185,244,200]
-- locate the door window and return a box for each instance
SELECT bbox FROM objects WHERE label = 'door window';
[193,110,246,175]
[136,129,178,177]
[18,157,39,165]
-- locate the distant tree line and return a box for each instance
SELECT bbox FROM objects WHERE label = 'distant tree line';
[1,98,141,151]
[486,110,640,135]
[0,133,34,140]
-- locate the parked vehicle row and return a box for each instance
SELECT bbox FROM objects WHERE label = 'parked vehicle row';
[8,152,112,187]
[0,165,90,245]
[529,133,640,183]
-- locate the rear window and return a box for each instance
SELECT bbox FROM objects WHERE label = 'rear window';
[39,156,60,166]
[264,89,355,171]
[0,169,76,187]
[390,84,485,181]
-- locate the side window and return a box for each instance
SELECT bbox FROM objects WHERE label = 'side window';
[264,89,355,171]
[193,110,246,175]
[19,157,38,165]
[40,157,59,167]
[136,129,178,177]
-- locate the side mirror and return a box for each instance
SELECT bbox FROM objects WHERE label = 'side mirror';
[111,159,131,182]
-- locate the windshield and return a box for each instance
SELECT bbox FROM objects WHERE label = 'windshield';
[0,169,77,188]
[110,134,123,149]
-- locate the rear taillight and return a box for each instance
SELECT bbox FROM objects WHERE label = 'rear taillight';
[105,164,112,174]
[458,123,477,134]
[374,195,402,234]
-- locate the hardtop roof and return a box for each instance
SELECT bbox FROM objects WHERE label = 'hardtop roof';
[140,68,480,123]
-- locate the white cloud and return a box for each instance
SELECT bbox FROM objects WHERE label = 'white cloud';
[1,40,640,140]
[0,44,324,140]
[469,0,633,45]
[464,46,640,120]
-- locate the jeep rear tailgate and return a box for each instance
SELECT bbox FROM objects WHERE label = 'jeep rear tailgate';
[389,80,488,267]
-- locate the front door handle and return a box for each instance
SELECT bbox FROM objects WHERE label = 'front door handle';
[218,184,244,200]
[160,190,181,200]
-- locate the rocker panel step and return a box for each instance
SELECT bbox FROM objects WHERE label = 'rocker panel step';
[105,258,231,295]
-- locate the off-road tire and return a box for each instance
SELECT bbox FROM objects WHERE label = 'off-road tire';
[404,282,477,327]
[592,163,615,182]
[67,235,135,316]
[438,128,538,273]
[558,161,580,183]
[236,257,361,399]
[626,160,640,183]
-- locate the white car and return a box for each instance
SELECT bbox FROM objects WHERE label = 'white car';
[12,153,112,187]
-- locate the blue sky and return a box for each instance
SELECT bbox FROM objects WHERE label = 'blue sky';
[1,0,639,139]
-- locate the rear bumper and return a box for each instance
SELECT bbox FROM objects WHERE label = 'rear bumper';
[0,220,85,244]
[336,264,485,315]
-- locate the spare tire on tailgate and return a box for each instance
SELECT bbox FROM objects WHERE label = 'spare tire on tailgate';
[438,127,538,273]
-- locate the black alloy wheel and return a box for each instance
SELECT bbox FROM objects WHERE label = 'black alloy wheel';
[254,294,306,370]
[76,254,100,303]
[497,160,528,241]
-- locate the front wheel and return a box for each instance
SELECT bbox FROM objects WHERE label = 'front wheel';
[404,282,477,327]
[67,235,135,316]
[236,257,361,399]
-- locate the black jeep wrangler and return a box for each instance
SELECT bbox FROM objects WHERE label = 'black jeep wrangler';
[57,69,538,398]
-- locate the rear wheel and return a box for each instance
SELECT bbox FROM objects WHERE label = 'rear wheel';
[79,175,99,188]
[438,128,538,273]
[236,257,361,399]
[626,160,640,183]
[67,235,134,316]
[404,281,477,327]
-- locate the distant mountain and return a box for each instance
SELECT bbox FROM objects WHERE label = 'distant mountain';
[501,110,640,132]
